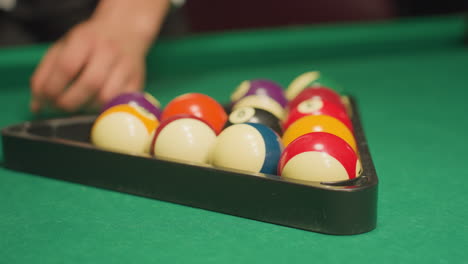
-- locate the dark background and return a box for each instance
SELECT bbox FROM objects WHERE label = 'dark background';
[182,0,466,33]
[0,0,467,46]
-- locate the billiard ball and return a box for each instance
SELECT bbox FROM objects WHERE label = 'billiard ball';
[286,71,342,100]
[287,87,346,112]
[225,106,283,135]
[91,104,159,155]
[151,115,217,164]
[211,123,283,175]
[102,92,162,119]
[161,93,227,134]
[278,132,360,182]
[231,79,287,108]
[282,115,357,152]
[283,97,353,132]
[232,95,286,121]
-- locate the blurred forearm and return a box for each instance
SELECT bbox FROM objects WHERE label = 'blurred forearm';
[92,0,171,53]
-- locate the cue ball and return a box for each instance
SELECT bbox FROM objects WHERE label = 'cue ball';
[151,115,217,164]
[286,71,342,100]
[211,123,283,175]
[232,95,286,121]
[231,79,287,108]
[282,114,357,152]
[278,132,360,182]
[283,97,353,132]
[161,93,227,134]
[102,92,162,119]
[224,106,283,136]
[91,104,159,155]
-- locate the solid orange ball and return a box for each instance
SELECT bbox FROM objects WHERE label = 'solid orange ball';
[161,93,228,134]
[282,115,358,153]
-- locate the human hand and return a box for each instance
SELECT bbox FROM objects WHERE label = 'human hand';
[30,0,169,113]
[30,20,146,112]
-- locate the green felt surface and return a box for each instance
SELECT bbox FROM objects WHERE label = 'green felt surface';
[1,15,468,263]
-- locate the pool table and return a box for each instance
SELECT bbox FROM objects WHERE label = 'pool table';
[1,15,467,263]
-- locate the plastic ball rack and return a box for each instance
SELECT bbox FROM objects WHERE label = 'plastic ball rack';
[1,97,378,235]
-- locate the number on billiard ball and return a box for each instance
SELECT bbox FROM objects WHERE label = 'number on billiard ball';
[286,71,342,100]
[288,86,346,112]
[225,106,283,136]
[232,94,286,121]
[231,79,287,108]
[283,97,353,132]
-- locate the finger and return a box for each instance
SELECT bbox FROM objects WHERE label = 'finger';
[85,99,102,113]
[120,63,144,95]
[88,65,144,113]
[30,99,41,113]
[30,43,62,112]
[42,32,93,101]
[97,59,134,104]
[122,72,144,94]
[56,43,118,112]
[30,43,61,97]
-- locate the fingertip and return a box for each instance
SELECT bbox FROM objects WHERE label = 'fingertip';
[42,85,62,101]
[30,99,41,113]
[124,75,144,94]
[30,74,38,92]
[83,98,102,113]
[55,97,79,113]
[31,43,61,95]
[97,88,118,106]
[30,69,45,101]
